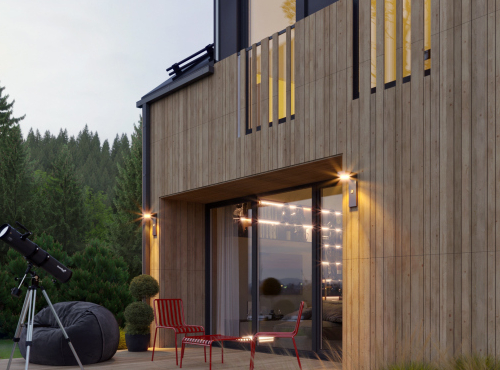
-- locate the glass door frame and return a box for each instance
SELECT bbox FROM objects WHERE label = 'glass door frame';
[205,180,342,358]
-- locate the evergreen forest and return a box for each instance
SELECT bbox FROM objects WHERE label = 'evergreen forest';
[0,83,143,337]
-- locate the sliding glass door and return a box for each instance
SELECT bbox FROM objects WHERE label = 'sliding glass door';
[209,182,343,355]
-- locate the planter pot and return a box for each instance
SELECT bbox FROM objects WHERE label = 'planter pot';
[125,333,150,352]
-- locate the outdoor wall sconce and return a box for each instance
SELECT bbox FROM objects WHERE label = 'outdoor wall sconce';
[338,171,358,208]
[143,213,158,237]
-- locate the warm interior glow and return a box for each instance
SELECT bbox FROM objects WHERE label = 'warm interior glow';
[424,0,431,71]
[385,0,396,84]
[371,0,376,89]
[403,0,411,78]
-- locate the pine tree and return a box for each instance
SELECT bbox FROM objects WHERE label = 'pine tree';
[0,114,40,264]
[83,186,112,242]
[44,145,86,254]
[111,119,142,279]
[0,83,25,134]
[0,125,34,225]
[63,239,132,326]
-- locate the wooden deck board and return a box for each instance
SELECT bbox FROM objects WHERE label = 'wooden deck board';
[0,348,341,370]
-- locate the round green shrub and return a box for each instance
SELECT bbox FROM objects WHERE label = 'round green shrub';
[129,274,159,301]
[124,301,154,327]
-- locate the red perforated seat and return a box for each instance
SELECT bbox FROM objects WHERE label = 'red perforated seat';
[249,301,305,370]
[151,299,205,365]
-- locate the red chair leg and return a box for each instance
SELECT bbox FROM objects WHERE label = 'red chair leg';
[221,340,224,363]
[175,332,178,365]
[210,344,213,370]
[151,327,158,361]
[249,339,256,370]
[292,338,302,370]
[203,330,206,362]
[180,342,185,368]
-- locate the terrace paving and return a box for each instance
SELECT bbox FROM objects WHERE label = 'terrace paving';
[1,347,342,370]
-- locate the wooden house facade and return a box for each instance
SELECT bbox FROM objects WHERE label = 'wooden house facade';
[136,1,500,368]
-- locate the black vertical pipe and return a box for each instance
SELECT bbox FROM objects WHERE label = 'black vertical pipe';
[239,0,249,50]
[296,0,308,21]
[353,0,360,100]
[205,206,212,334]
[142,103,151,275]
[251,201,259,334]
[311,185,322,352]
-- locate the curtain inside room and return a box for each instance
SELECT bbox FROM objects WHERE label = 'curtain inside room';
[215,205,240,336]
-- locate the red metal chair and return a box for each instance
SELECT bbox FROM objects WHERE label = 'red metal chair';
[151,299,206,365]
[249,301,305,370]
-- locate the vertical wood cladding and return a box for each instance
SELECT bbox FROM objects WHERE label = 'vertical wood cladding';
[147,1,499,367]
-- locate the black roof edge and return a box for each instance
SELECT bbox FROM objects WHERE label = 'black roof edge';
[136,61,214,108]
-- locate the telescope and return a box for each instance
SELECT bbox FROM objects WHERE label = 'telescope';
[0,223,72,283]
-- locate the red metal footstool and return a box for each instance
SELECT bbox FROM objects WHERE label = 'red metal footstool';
[180,335,250,370]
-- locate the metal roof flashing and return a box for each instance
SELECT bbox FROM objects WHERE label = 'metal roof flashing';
[136,60,214,108]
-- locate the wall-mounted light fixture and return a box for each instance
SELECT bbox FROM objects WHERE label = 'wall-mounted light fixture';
[338,171,358,208]
[143,213,157,237]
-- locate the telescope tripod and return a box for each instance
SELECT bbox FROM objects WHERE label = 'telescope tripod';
[6,264,84,370]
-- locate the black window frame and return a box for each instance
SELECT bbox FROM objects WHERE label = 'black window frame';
[204,180,343,360]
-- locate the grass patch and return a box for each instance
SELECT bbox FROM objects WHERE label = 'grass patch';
[378,356,500,370]
[118,328,127,350]
[0,339,22,360]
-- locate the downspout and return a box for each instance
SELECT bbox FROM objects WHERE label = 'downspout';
[142,103,151,275]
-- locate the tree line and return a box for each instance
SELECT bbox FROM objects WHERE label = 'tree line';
[0,83,143,336]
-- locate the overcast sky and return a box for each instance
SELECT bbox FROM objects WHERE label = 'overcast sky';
[0,0,213,144]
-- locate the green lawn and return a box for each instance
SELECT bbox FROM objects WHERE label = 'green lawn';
[0,339,21,360]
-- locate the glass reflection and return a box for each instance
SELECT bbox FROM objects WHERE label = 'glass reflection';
[258,187,312,351]
[249,0,296,46]
[321,186,343,351]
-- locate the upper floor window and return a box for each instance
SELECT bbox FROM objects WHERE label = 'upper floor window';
[249,0,295,45]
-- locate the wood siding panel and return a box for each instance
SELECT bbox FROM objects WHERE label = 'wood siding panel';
[145,1,500,366]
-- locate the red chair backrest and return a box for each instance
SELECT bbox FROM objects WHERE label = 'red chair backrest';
[154,299,186,327]
[292,301,305,336]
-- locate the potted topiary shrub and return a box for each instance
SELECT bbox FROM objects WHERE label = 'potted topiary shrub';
[124,274,159,352]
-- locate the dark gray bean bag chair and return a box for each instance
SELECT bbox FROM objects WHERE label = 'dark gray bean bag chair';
[19,301,119,366]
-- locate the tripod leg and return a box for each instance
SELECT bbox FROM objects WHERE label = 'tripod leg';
[6,289,31,370]
[24,288,36,370]
[41,289,84,370]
